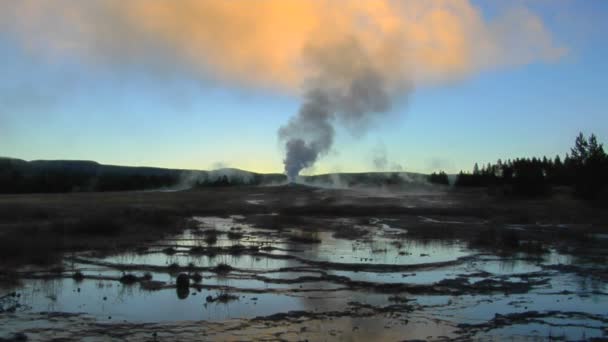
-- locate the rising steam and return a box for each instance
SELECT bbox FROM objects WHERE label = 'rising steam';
[278,38,397,180]
[0,0,566,177]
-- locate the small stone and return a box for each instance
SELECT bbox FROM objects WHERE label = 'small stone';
[14,332,27,341]
[190,273,203,283]
[176,273,190,289]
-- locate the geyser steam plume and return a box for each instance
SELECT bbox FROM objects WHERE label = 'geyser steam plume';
[278,38,396,181]
[269,2,563,181]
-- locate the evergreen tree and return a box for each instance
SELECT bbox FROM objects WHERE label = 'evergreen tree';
[571,132,589,165]
[571,133,608,198]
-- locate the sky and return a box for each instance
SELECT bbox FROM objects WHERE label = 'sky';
[0,0,607,175]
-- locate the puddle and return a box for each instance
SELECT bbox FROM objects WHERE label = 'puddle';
[14,278,341,322]
[288,231,471,265]
[2,215,607,340]
[99,253,304,271]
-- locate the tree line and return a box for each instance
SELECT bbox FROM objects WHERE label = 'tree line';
[453,133,608,198]
[1,133,605,197]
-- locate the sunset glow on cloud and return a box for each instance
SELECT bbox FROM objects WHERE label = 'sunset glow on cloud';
[2,0,565,89]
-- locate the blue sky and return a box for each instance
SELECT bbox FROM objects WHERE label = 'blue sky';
[1,1,607,174]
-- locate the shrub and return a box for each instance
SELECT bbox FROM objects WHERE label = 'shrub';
[212,263,232,274]
[119,274,139,285]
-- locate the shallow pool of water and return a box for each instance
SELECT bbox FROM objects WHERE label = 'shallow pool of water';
[3,215,607,341]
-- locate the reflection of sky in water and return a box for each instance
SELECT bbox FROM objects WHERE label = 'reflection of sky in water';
[329,269,460,284]
[101,216,472,273]
[285,231,471,265]
[489,322,604,341]
[326,254,574,285]
[417,272,608,326]
[70,265,343,291]
[7,215,607,338]
[102,253,303,271]
[15,280,389,322]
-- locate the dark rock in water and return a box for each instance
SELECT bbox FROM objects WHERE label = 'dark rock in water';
[13,332,28,341]
[204,293,239,303]
[212,263,232,274]
[176,286,189,300]
[72,271,84,281]
[162,247,177,255]
[119,274,138,285]
[190,273,203,283]
[140,280,164,291]
[176,273,190,288]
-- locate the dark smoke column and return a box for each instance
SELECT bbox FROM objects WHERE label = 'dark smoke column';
[278,38,397,183]
[283,139,321,182]
[279,89,334,182]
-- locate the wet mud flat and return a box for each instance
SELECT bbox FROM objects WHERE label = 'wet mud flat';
[1,185,607,341]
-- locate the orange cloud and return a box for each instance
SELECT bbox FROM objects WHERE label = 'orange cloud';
[0,0,566,90]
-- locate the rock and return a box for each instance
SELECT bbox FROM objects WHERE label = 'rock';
[176,287,189,300]
[13,332,28,341]
[190,273,203,283]
[119,274,139,285]
[176,273,190,289]
[72,271,85,281]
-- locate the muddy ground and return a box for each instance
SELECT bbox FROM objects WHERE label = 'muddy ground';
[0,185,607,341]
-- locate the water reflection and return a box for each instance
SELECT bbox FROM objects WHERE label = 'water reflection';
[4,214,606,341]
[176,287,189,300]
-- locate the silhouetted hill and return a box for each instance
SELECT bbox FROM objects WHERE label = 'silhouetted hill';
[0,157,449,193]
[0,157,287,193]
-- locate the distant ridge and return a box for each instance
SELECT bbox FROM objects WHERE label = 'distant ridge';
[0,157,284,193]
[0,157,442,193]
